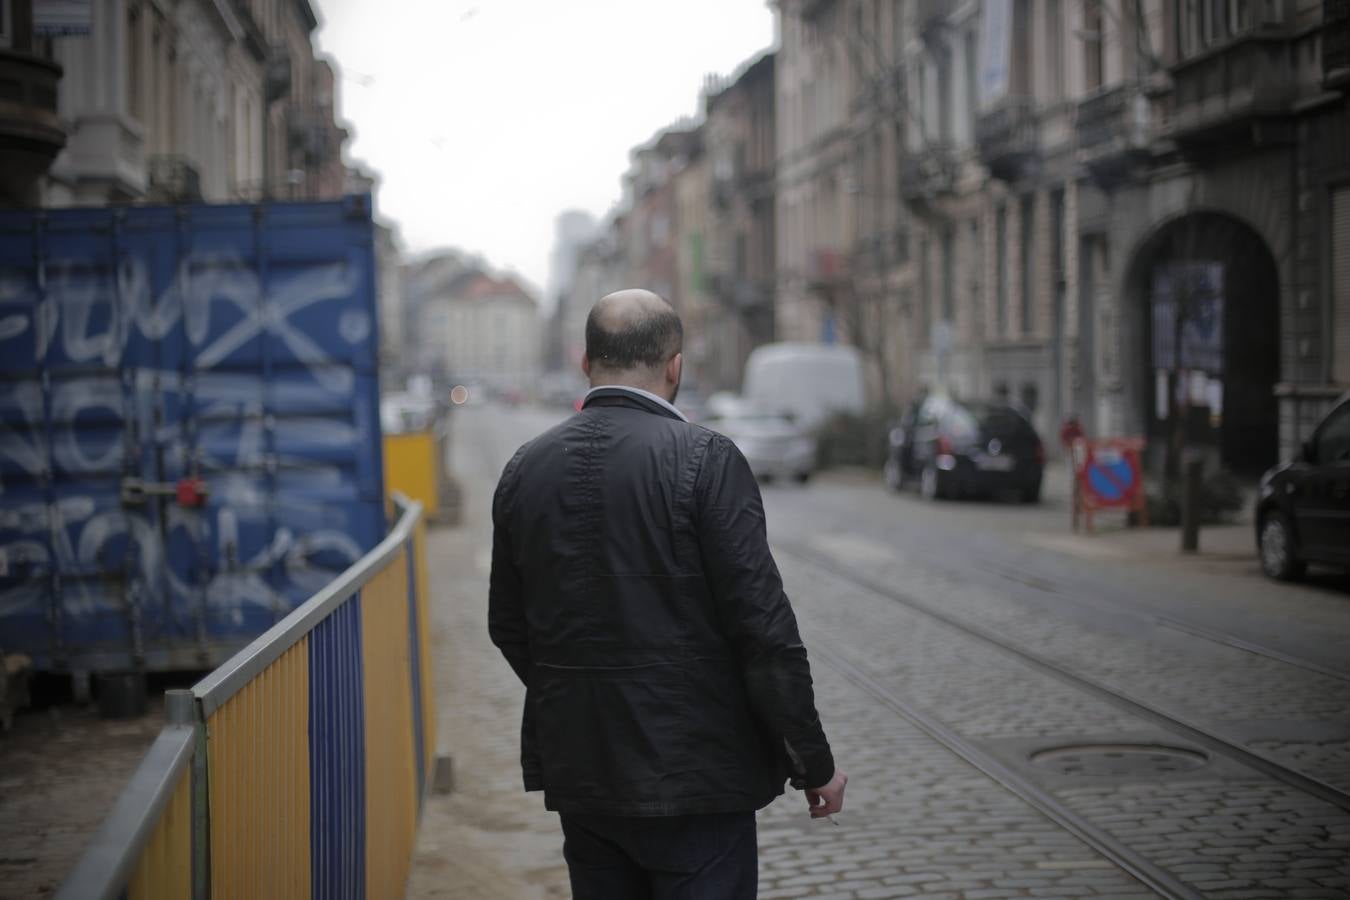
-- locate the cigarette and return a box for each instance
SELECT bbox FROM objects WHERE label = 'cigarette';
[826,814,840,826]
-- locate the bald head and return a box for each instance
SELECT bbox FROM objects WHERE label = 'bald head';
[583,289,684,396]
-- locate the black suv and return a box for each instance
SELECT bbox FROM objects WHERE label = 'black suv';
[884,394,1045,503]
[1256,392,1350,580]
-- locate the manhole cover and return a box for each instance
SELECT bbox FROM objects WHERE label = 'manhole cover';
[1029,743,1209,777]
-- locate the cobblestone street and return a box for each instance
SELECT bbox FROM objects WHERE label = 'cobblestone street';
[405,405,1350,898]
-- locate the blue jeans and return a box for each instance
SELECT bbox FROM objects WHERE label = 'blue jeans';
[559,811,758,900]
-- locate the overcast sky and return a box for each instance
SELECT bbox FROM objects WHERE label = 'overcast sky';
[312,0,776,306]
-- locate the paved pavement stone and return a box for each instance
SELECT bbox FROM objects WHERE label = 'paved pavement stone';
[764,484,1350,794]
[773,551,1350,899]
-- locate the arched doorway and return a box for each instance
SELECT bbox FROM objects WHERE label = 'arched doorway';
[1125,212,1280,475]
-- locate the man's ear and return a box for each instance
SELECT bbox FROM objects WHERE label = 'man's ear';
[666,352,683,386]
[581,353,592,378]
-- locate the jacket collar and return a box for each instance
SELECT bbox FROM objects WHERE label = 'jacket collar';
[583,385,688,422]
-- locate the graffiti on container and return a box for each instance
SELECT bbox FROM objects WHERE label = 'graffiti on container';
[0,251,375,631]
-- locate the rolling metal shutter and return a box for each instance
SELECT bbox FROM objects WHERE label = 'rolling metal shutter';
[1335,186,1350,385]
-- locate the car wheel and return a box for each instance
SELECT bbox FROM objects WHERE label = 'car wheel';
[1259,513,1305,581]
[920,464,943,501]
[794,471,811,485]
[883,458,903,492]
[1020,481,1042,504]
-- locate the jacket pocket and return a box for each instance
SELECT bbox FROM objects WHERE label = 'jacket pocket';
[531,664,693,801]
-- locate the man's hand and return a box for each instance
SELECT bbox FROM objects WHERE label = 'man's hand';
[805,768,847,819]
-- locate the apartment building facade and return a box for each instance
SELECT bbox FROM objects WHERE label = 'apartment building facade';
[775,0,860,347]
[28,0,345,207]
[0,0,66,206]
[416,267,540,397]
[772,0,1348,469]
[1062,0,1347,471]
[701,51,778,392]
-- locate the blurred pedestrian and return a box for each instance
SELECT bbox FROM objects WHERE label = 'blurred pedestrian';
[489,289,846,900]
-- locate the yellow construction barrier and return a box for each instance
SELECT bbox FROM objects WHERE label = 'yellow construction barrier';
[384,431,440,521]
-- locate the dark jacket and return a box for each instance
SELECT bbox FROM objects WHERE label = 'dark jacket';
[488,388,835,816]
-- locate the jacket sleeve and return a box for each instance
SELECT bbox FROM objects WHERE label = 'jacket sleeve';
[695,434,836,789]
[487,453,530,686]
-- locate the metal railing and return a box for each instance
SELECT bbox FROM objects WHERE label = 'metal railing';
[57,494,435,900]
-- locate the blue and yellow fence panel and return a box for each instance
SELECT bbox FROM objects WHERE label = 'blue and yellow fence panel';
[57,495,435,900]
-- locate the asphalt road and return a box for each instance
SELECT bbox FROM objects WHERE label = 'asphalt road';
[412,403,1350,899]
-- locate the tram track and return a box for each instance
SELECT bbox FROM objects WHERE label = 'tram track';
[810,642,1206,900]
[781,540,1350,816]
[968,557,1350,684]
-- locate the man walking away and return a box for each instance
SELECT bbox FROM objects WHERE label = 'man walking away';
[489,289,847,899]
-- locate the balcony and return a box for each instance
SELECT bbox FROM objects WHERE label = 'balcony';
[737,161,775,198]
[146,156,203,203]
[975,96,1039,182]
[0,50,66,198]
[915,0,950,22]
[1075,85,1150,185]
[899,145,957,206]
[799,0,837,23]
[287,110,340,164]
[1165,35,1299,148]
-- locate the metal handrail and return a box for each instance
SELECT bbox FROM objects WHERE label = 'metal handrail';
[54,692,197,900]
[193,494,423,717]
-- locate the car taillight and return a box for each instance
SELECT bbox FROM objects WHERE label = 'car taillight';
[936,434,954,456]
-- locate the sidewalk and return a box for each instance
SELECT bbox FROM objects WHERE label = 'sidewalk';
[405,471,570,898]
[823,460,1261,572]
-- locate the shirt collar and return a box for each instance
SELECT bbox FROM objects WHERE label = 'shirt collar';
[585,385,689,422]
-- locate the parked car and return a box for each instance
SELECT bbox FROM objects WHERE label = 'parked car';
[884,394,1045,502]
[1256,391,1350,580]
[702,396,817,484]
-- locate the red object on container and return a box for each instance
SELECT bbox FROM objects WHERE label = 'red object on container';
[176,477,209,508]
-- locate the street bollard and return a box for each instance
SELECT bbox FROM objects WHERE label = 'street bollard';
[1181,458,1202,554]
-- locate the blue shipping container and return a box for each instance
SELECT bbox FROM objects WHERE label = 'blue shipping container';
[0,195,385,673]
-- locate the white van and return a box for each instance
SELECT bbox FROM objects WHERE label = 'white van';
[742,342,866,431]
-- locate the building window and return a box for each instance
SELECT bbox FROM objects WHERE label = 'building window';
[892,0,904,62]
[915,61,928,144]
[937,49,953,143]
[1012,0,1032,94]
[1084,2,1104,90]
[1177,0,1262,59]
[0,0,12,49]
[965,29,979,120]
[1046,0,1063,100]
[969,219,983,338]
[1020,194,1035,336]
[941,228,955,323]
[127,5,142,119]
[996,205,1008,337]
[1333,186,1350,385]
[1050,188,1065,284]
[920,235,931,340]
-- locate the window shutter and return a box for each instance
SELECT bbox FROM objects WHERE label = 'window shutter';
[1333,186,1350,385]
